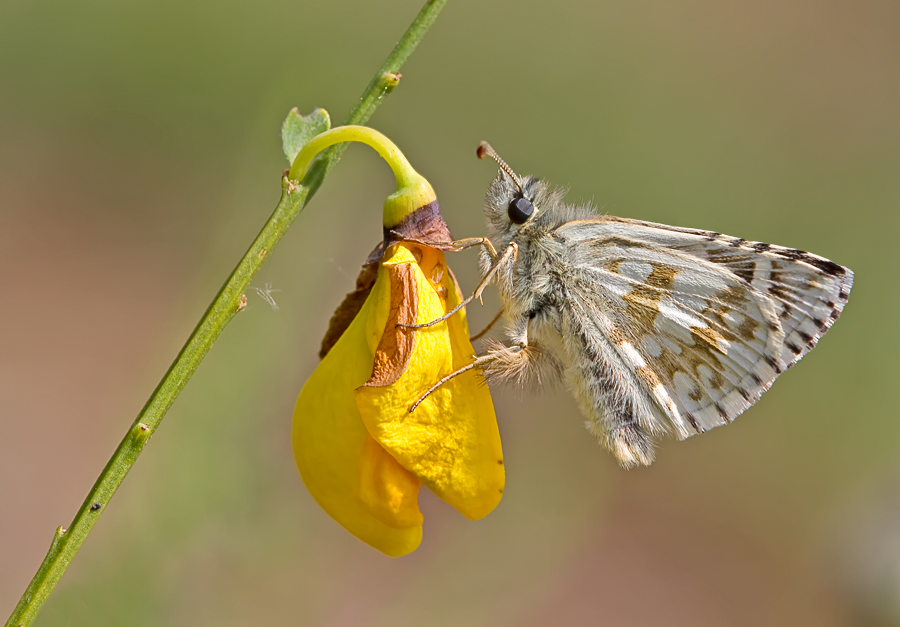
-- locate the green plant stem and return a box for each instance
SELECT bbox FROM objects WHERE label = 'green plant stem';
[6,1,447,625]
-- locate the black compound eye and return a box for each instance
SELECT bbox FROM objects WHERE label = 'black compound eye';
[507,196,534,224]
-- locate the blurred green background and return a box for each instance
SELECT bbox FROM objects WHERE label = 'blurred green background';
[2,1,898,625]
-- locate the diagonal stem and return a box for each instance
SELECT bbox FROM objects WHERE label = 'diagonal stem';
[5,1,447,625]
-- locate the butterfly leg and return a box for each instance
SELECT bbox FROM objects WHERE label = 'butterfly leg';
[445,237,499,260]
[409,312,563,411]
[398,242,517,330]
[407,353,496,412]
[409,311,533,412]
[476,313,564,387]
[387,233,499,260]
[408,343,532,413]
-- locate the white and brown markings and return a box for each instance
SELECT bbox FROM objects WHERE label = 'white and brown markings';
[470,170,853,468]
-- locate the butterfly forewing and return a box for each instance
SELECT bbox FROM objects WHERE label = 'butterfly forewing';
[554,216,852,448]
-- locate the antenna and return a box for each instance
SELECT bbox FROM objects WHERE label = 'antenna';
[476,141,523,192]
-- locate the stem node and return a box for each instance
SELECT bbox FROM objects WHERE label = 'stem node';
[6,1,448,625]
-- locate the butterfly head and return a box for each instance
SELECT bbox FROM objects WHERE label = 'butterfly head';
[477,141,556,240]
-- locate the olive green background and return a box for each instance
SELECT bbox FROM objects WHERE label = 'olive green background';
[2,1,898,625]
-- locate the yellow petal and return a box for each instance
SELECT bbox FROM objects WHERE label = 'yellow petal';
[357,433,423,529]
[355,243,505,521]
[292,285,422,557]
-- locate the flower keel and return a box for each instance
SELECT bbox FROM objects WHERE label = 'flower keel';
[291,126,503,556]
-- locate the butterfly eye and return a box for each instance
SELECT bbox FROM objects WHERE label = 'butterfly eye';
[507,196,534,224]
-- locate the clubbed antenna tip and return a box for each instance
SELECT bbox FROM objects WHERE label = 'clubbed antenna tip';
[476,141,523,192]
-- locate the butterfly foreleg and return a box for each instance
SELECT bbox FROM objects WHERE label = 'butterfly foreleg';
[397,242,517,330]
[445,237,499,260]
[387,232,499,260]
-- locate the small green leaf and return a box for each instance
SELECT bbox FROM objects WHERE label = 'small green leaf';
[282,107,331,164]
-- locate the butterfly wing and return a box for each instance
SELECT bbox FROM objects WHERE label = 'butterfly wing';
[552,216,852,462]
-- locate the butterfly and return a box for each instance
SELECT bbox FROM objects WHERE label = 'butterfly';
[408,142,853,468]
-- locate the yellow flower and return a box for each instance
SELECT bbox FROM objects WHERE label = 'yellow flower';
[289,127,504,556]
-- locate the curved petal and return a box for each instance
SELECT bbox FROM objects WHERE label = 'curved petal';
[355,244,505,520]
[292,284,422,557]
[357,433,423,529]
